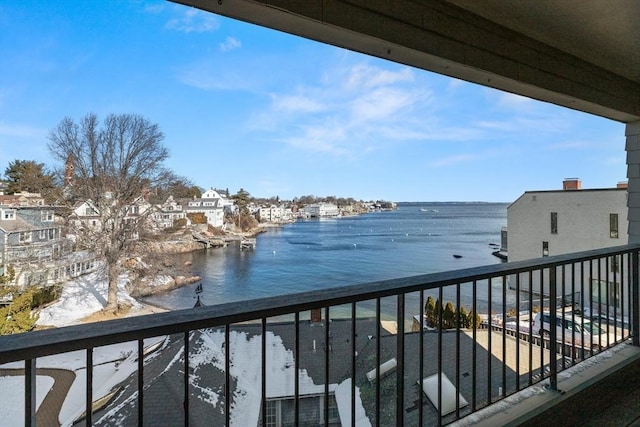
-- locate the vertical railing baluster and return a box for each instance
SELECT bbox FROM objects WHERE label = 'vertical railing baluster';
[539,268,544,380]
[351,303,357,427]
[632,249,639,346]
[619,254,624,340]
[501,275,506,398]
[561,265,566,362]
[528,271,533,386]
[472,280,477,412]
[25,358,35,427]
[138,339,144,425]
[397,293,405,426]
[261,318,267,426]
[605,256,611,348]
[611,255,622,343]
[589,260,594,351]
[487,278,492,405]
[86,347,93,426]
[580,261,586,360]
[295,311,300,426]
[437,286,443,427]
[419,290,425,427]
[515,272,520,391]
[571,262,576,364]
[549,267,558,391]
[225,325,230,427]
[597,259,603,350]
[184,332,189,427]
[324,306,330,427]
[455,283,461,419]
[375,298,381,427]
[629,251,633,340]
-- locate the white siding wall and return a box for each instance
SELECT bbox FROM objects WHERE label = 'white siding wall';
[508,189,627,263]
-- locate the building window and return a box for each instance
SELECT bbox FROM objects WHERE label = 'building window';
[3,210,15,220]
[85,207,94,216]
[550,212,558,234]
[40,230,47,240]
[19,231,31,243]
[610,213,619,238]
[41,211,54,221]
[265,400,278,427]
[542,241,549,257]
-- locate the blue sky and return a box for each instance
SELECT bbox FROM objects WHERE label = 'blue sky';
[0,1,626,202]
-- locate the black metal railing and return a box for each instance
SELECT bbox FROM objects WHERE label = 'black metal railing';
[0,245,638,426]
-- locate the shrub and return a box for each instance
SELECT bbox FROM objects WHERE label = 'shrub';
[187,212,207,225]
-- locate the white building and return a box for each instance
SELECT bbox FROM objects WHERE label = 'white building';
[507,178,628,311]
[181,190,226,228]
[303,203,340,218]
[152,196,186,229]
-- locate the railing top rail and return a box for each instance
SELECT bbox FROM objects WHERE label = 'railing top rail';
[1,244,636,364]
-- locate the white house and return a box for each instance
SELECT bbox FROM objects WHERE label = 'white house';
[152,196,186,229]
[507,178,628,312]
[181,189,226,228]
[70,200,102,231]
[258,205,294,223]
[303,203,340,218]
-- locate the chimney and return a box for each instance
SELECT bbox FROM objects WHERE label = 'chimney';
[563,178,581,190]
[617,181,628,189]
[311,308,322,324]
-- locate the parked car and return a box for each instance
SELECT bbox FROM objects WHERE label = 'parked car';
[533,311,617,349]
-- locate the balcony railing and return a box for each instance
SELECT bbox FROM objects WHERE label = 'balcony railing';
[1,245,638,426]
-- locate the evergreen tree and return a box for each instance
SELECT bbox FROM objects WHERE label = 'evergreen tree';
[425,296,437,327]
[443,301,455,329]
[4,159,58,203]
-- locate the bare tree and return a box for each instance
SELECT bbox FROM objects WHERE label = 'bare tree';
[48,113,169,310]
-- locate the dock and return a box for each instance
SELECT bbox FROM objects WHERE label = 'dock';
[240,238,256,250]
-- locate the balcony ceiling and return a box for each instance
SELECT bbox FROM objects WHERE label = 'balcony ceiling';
[448,0,640,84]
[171,0,640,122]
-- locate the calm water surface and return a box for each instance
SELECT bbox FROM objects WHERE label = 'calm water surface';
[144,202,510,316]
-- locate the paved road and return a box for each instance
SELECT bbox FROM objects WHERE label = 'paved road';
[0,367,76,427]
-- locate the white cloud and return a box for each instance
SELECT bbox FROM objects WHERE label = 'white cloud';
[343,64,414,90]
[165,9,219,33]
[220,36,242,52]
[349,87,417,123]
[496,91,535,108]
[430,153,477,167]
[270,94,325,114]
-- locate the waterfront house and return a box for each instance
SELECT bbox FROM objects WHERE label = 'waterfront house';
[0,204,96,287]
[303,203,340,218]
[152,196,186,229]
[258,204,294,223]
[179,190,226,228]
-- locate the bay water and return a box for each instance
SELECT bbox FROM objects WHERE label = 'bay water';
[143,202,510,319]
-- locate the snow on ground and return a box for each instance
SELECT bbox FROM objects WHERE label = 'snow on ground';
[1,376,54,423]
[0,337,167,427]
[193,329,369,426]
[36,266,142,327]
